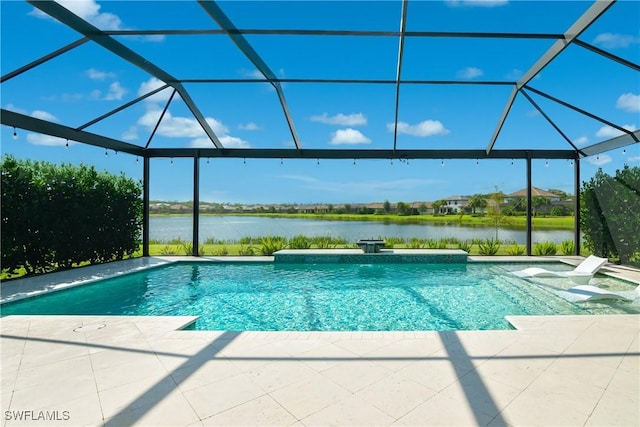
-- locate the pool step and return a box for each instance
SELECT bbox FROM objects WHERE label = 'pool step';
[274,249,468,264]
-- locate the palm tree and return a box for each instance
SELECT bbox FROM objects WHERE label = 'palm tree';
[432,199,445,215]
[467,194,487,214]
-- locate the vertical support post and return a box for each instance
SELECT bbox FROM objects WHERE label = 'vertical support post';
[526,156,532,256]
[574,157,581,255]
[143,156,150,257]
[192,154,200,256]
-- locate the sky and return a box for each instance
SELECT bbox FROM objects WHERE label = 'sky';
[1,0,639,204]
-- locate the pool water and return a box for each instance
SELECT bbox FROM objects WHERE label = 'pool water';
[2,262,638,331]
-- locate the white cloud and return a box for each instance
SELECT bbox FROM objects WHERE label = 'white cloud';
[616,93,640,113]
[573,136,589,146]
[446,0,508,7]
[137,77,174,103]
[104,82,127,101]
[388,120,450,137]
[220,136,250,148]
[595,124,638,138]
[30,0,162,41]
[26,133,67,147]
[137,107,249,148]
[86,68,115,81]
[310,113,367,126]
[329,129,371,145]
[122,126,138,141]
[30,0,122,30]
[593,33,640,49]
[628,156,640,163]
[587,154,612,166]
[238,122,261,131]
[31,110,58,122]
[457,67,483,79]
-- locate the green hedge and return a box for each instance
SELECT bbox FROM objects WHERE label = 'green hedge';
[1,155,142,276]
[581,165,640,265]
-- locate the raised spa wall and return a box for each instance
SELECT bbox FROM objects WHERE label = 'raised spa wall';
[273,249,468,264]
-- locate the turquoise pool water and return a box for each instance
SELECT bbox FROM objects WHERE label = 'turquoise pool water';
[2,262,638,331]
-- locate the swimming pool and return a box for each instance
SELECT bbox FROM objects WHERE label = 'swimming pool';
[2,262,638,331]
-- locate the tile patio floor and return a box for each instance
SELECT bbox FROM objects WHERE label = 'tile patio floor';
[1,257,639,426]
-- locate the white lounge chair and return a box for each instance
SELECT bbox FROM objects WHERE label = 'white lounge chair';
[565,285,632,302]
[512,255,608,285]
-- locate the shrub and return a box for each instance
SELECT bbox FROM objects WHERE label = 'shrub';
[260,236,286,255]
[550,205,571,216]
[383,237,405,248]
[507,245,525,255]
[560,240,575,255]
[426,239,447,249]
[581,166,640,264]
[238,245,256,256]
[533,241,557,256]
[409,238,426,249]
[458,241,472,253]
[204,237,218,245]
[478,239,501,255]
[239,236,253,245]
[311,236,343,248]
[289,234,311,249]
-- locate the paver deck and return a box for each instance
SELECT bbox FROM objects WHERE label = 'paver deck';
[1,314,638,426]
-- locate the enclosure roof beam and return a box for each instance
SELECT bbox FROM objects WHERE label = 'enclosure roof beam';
[101,28,564,39]
[525,86,639,142]
[574,39,640,72]
[392,0,409,152]
[580,131,640,157]
[27,0,224,149]
[1,109,144,156]
[77,84,171,131]
[143,148,577,160]
[520,90,585,154]
[486,0,615,154]
[1,37,89,84]
[179,78,516,85]
[198,0,301,149]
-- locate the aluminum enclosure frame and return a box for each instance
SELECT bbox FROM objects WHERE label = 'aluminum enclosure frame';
[2,0,639,257]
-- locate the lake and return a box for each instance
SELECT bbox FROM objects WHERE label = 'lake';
[150,215,575,244]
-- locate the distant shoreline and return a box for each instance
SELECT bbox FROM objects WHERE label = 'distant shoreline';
[149,212,575,230]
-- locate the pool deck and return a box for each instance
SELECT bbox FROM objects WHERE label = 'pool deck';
[1,255,639,426]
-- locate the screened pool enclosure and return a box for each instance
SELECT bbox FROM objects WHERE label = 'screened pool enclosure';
[1,0,638,256]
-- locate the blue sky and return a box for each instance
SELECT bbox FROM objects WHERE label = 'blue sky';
[1,0,639,204]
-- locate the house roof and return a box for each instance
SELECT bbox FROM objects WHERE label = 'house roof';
[507,187,560,198]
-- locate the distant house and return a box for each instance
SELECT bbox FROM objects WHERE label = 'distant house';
[442,195,469,214]
[506,187,561,203]
[297,204,330,214]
